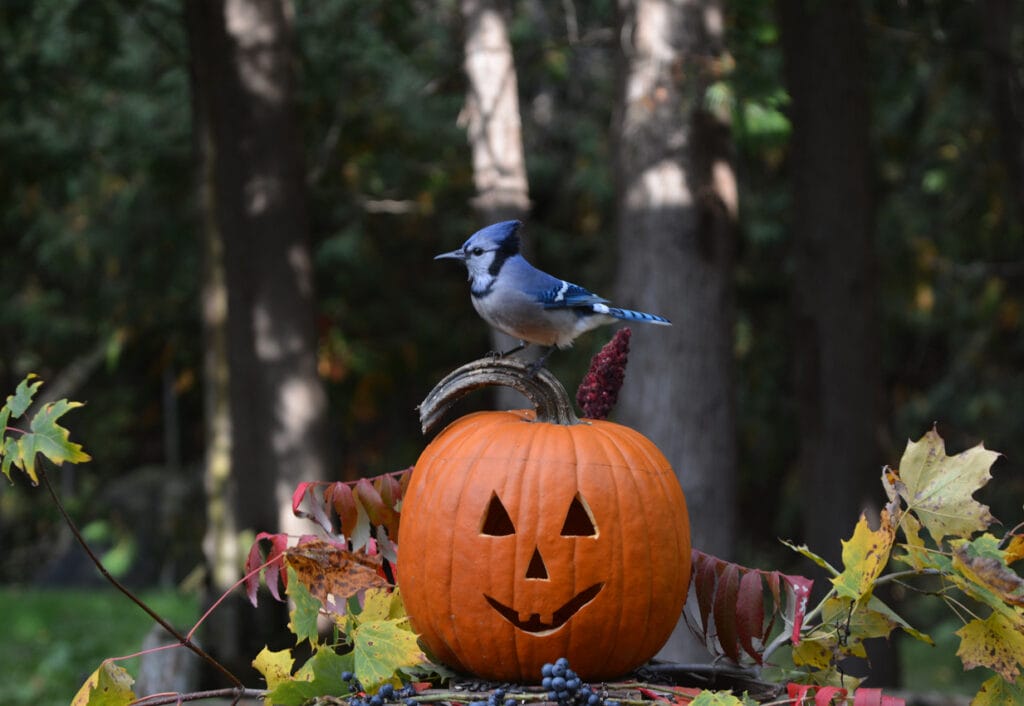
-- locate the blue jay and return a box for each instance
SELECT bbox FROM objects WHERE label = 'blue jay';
[436,220,670,366]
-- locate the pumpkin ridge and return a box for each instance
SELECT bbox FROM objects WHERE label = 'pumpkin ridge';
[426,418,501,670]
[598,424,647,673]
[614,425,691,655]
[615,427,667,656]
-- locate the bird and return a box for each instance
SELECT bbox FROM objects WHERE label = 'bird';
[435,220,670,368]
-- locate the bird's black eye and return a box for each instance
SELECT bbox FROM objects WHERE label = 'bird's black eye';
[471,247,485,256]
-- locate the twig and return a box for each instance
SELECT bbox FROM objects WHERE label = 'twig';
[129,687,266,705]
[38,465,245,690]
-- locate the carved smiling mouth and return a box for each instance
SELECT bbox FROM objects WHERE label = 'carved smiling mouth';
[483,583,604,633]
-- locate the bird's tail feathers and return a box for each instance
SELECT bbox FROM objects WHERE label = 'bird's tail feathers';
[594,304,671,325]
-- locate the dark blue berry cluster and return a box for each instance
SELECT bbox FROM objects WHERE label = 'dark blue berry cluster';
[541,659,617,706]
[340,671,419,706]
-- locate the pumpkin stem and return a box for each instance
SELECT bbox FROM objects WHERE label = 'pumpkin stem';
[419,357,580,434]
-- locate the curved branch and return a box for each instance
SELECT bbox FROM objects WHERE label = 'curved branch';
[418,357,579,434]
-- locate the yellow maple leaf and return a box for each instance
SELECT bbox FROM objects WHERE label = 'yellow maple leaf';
[253,646,295,696]
[791,636,834,669]
[973,674,1024,705]
[71,660,135,706]
[831,510,897,601]
[891,427,998,543]
[955,611,1024,681]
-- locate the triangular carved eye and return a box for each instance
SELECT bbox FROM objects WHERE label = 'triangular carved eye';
[481,492,515,536]
[560,494,598,536]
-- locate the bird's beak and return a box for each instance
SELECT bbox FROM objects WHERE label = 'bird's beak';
[434,249,465,261]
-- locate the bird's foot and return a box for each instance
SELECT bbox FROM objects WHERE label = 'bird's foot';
[488,341,528,359]
[525,347,554,377]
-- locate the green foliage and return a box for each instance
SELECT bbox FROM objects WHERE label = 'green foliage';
[252,576,426,702]
[2,374,91,484]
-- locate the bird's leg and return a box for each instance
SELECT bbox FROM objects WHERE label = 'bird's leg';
[526,346,555,377]
[489,340,528,359]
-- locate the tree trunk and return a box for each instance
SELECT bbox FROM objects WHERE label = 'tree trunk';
[186,0,330,681]
[777,0,880,572]
[983,0,1024,230]
[777,0,892,685]
[613,0,738,662]
[459,0,533,403]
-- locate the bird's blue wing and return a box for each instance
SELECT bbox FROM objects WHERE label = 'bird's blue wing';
[538,281,610,310]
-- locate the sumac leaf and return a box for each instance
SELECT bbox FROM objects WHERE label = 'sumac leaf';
[355,477,396,529]
[326,482,359,539]
[736,570,766,663]
[694,549,717,637]
[246,531,289,606]
[292,482,315,517]
[814,687,847,705]
[713,561,740,663]
[377,473,402,508]
[782,573,814,644]
[852,687,906,706]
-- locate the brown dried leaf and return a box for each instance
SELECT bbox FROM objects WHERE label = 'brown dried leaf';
[285,538,387,611]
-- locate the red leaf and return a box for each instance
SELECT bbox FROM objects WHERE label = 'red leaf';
[788,683,814,703]
[244,541,264,606]
[852,688,906,706]
[693,550,717,638]
[375,474,403,537]
[355,477,396,529]
[377,473,402,508]
[326,482,359,538]
[762,571,782,642]
[815,687,847,705]
[713,562,740,662]
[245,532,289,606]
[736,570,765,663]
[292,482,314,516]
[782,574,814,644]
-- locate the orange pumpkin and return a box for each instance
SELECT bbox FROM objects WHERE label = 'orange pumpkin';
[398,359,691,682]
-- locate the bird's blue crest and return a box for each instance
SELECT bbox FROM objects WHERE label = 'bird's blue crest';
[462,220,522,255]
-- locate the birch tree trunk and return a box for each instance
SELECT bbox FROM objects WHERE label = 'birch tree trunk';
[614,0,738,662]
[460,0,533,402]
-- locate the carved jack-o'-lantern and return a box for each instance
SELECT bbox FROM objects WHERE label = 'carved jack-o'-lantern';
[398,360,691,682]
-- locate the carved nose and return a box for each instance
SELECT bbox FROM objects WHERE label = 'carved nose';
[525,547,548,579]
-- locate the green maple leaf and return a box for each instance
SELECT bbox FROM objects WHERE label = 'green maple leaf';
[690,692,752,706]
[891,427,997,543]
[352,618,425,692]
[15,399,92,484]
[1,435,20,482]
[4,374,42,420]
[269,647,353,706]
[285,565,321,646]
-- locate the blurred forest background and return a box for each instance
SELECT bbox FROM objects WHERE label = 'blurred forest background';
[3,0,1024,698]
